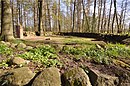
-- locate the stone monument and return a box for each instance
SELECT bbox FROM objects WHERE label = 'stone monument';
[16,24,23,38]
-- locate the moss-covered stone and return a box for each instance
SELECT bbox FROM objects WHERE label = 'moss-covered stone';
[61,67,92,86]
[0,67,35,86]
[32,67,61,86]
[17,43,27,49]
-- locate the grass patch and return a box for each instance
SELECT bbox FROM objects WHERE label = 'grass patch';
[63,37,95,45]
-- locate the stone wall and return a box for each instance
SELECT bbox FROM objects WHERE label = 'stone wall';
[0,66,128,86]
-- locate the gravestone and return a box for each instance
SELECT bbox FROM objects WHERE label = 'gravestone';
[16,24,23,38]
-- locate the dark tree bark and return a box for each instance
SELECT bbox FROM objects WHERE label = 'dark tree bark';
[38,0,43,36]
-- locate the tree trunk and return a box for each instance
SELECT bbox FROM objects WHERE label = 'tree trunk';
[11,0,15,36]
[77,0,81,32]
[34,0,38,32]
[97,0,102,33]
[23,6,27,31]
[82,0,89,32]
[58,0,61,32]
[72,0,76,33]
[1,0,15,41]
[119,0,124,33]
[114,0,119,34]
[47,1,51,31]
[92,0,97,33]
[122,0,127,34]
[107,0,112,33]
[38,0,43,36]
[101,0,106,33]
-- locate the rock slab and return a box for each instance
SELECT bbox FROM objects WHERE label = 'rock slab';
[88,69,119,86]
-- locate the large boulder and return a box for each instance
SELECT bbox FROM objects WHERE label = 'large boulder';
[0,67,35,86]
[61,67,92,86]
[32,67,61,86]
[88,69,119,86]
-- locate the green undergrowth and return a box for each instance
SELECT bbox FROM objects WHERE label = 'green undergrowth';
[0,39,130,67]
[0,44,13,68]
[61,43,130,64]
[0,44,12,56]
[19,45,62,68]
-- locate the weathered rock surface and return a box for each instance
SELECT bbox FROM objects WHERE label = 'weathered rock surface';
[122,38,130,44]
[5,42,11,46]
[17,43,26,49]
[10,57,26,65]
[32,67,61,86]
[10,43,17,48]
[0,41,5,44]
[112,66,130,86]
[0,67,35,86]
[88,69,119,86]
[61,67,92,86]
[26,46,33,50]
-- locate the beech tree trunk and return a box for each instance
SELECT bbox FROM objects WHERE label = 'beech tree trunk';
[1,0,15,41]
[38,0,43,36]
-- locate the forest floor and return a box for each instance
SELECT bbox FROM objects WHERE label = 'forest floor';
[22,35,130,75]
[0,34,130,84]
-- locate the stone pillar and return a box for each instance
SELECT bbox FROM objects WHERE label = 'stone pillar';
[16,24,23,38]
